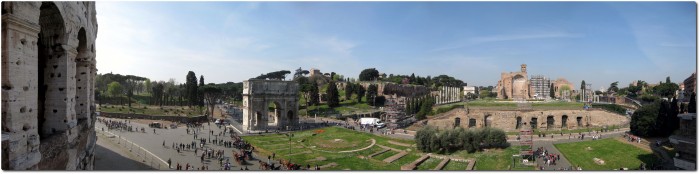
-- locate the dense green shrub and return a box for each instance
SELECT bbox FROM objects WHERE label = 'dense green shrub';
[415,126,508,154]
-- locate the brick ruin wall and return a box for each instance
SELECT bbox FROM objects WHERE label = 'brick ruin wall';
[2,2,98,170]
[427,108,630,132]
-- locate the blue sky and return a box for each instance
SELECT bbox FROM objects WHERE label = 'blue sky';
[96,2,696,90]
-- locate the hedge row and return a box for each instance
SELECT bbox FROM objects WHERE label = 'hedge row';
[415,126,509,154]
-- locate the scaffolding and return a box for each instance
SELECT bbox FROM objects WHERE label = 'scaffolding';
[519,129,534,160]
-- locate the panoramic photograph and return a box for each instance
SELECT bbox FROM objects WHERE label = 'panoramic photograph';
[0,1,696,171]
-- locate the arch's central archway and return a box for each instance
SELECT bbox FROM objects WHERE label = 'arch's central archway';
[241,79,299,131]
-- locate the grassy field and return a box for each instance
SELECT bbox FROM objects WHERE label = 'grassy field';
[465,100,517,108]
[243,126,529,170]
[416,157,442,170]
[242,126,418,170]
[299,95,378,116]
[462,100,585,110]
[450,146,533,170]
[442,160,468,170]
[531,102,584,110]
[554,138,658,170]
[98,104,204,116]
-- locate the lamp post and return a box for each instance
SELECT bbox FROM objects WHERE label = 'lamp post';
[287,133,294,155]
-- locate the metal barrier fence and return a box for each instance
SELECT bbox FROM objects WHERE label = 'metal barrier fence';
[97,129,169,170]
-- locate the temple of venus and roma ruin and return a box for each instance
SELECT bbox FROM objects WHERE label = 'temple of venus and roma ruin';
[2,1,98,170]
[241,79,300,131]
[426,64,628,131]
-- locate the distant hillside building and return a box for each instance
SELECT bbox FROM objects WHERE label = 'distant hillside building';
[684,71,696,100]
[552,78,574,100]
[496,64,531,100]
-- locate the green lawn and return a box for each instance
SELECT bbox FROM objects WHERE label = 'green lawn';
[442,160,468,170]
[373,150,399,161]
[416,157,442,170]
[451,146,533,170]
[242,126,528,170]
[300,99,378,116]
[241,126,418,170]
[465,101,517,108]
[462,100,585,110]
[554,138,658,170]
[531,102,584,110]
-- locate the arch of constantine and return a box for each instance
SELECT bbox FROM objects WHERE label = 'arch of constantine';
[241,79,299,131]
[2,2,98,170]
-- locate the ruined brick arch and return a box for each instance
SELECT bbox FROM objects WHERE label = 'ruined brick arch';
[530,117,538,129]
[512,74,527,99]
[468,118,476,128]
[515,116,522,129]
[562,115,569,128]
[483,114,492,127]
[546,115,555,129]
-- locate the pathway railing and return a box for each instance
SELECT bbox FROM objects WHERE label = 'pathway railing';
[97,128,169,170]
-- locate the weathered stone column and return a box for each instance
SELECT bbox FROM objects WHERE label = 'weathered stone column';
[1,11,43,170]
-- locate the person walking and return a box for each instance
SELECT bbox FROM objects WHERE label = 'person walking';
[167,158,172,168]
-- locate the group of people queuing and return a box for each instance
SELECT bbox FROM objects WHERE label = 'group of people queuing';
[624,133,643,143]
[535,147,560,167]
[98,118,148,133]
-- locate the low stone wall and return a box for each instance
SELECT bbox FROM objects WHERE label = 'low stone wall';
[401,153,431,170]
[427,108,629,132]
[98,112,208,123]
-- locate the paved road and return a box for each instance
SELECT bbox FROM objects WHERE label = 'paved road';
[94,132,155,170]
[95,117,279,170]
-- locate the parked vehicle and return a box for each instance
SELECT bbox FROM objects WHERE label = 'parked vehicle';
[359,117,385,128]
[149,122,162,128]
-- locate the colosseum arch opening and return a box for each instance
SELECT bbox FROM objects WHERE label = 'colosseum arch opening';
[75,28,90,123]
[530,118,538,129]
[546,116,555,129]
[3,1,98,170]
[516,117,522,129]
[38,1,70,138]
